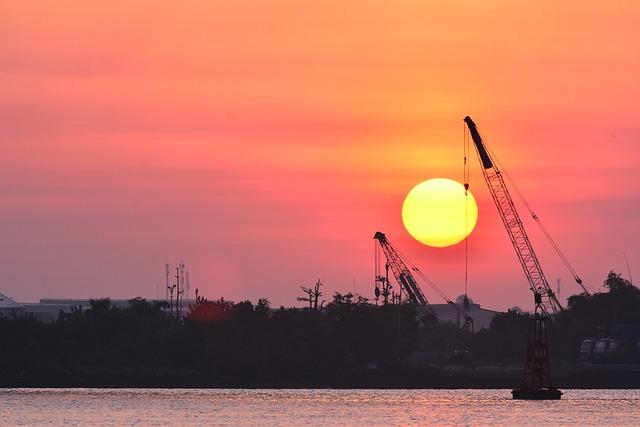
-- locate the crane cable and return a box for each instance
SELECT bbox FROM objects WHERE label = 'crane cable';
[462,124,473,324]
[483,138,590,295]
[463,122,470,300]
[387,239,454,304]
[374,238,379,303]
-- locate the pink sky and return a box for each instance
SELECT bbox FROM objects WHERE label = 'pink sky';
[2,1,639,310]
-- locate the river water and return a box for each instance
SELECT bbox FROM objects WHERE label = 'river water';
[1,389,638,426]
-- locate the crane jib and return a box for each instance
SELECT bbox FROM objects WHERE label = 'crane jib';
[373,231,432,312]
[464,116,563,315]
[463,116,493,169]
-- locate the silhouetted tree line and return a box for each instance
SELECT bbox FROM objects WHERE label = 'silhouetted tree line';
[464,271,640,363]
[1,271,639,387]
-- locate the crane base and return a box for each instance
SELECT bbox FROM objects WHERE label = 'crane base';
[511,387,562,400]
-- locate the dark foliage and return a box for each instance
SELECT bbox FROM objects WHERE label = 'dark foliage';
[1,271,639,387]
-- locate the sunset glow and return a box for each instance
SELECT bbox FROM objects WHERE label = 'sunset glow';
[2,1,639,311]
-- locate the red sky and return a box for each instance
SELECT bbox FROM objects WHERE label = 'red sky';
[2,1,639,310]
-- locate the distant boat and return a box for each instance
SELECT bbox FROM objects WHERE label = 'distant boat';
[512,387,562,400]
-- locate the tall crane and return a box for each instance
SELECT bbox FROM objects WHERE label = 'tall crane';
[463,116,563,315]
[464,116,563,399]
[373,231,475,330]
[374,232,432,311]
[374,231,475,329]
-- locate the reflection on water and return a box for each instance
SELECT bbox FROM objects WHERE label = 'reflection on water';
[1,389,639,426]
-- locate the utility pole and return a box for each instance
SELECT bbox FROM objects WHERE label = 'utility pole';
[168,284,176,318]
[175,267,181,319]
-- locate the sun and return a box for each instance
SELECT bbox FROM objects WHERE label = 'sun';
[402,178,478,248]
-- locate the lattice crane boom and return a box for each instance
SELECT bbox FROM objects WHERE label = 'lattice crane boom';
[463,116,563,315]
[373,232,431,310]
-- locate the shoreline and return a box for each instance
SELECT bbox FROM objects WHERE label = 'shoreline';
[3,363,640,389]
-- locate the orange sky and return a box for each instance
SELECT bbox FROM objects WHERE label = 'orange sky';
[2,1,639,310]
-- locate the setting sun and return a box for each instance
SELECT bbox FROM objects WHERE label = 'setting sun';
[402,178,478,248]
